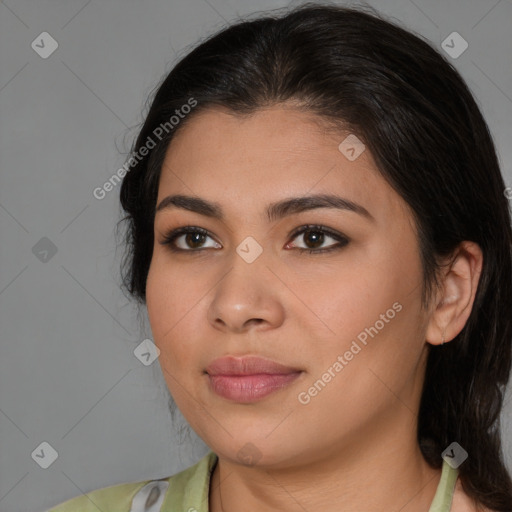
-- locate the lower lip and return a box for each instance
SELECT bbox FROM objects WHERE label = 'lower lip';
[207,373,302,403]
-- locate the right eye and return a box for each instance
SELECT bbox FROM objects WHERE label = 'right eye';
[159,226,221,252]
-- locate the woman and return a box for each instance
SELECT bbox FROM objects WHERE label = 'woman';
[47,3,512,511]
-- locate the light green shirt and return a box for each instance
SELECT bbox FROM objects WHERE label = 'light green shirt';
[46,451,459,511]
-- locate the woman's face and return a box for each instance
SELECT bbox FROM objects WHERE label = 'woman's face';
[146,105,432,468]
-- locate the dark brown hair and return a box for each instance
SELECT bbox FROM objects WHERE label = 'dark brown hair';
[117,3,512,509]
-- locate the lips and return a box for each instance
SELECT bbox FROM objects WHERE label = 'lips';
[205,355,303,403]
[205,355,302,376]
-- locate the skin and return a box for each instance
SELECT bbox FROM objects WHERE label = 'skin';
[145,104,484,512]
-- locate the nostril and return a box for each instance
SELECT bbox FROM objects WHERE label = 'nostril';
[246,318,264,327]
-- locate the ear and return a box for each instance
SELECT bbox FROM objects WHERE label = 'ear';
[425,241,483,346]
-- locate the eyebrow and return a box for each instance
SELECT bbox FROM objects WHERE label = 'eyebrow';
[155,193,374,222]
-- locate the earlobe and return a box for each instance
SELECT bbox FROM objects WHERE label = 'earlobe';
[425,241,483,347]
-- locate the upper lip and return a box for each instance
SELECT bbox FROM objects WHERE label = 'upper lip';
[205,355,302,376]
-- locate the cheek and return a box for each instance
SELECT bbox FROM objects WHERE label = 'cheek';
[333,276,424,400]
[145,261,169,338]
[146,259,205,367]
[147,256,192,332]
[305,238,424,371]
[299,258,400,342]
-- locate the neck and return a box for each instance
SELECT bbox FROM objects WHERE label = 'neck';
[209,413,441,512]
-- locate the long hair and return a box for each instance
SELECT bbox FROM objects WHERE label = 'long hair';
[117,3,512,509]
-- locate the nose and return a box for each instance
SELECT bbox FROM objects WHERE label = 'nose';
[206,253,286,334]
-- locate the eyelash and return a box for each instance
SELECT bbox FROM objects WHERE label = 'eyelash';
[159,224,349,255]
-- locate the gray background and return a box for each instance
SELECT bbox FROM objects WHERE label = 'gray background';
[0,0,511,511]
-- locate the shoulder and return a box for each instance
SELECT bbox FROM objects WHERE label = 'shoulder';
[45,451,218,512]
[44,479,160,512]
[450,478,494,512]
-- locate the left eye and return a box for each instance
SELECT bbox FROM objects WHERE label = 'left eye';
[286,225,349,254]
[159,225,349,254]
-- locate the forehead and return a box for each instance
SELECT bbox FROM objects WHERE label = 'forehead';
[165,105,349,165]
[156,105,409,224]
